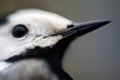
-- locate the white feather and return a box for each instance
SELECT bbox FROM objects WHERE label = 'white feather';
[0,61,11,71]
[0,9,73,60]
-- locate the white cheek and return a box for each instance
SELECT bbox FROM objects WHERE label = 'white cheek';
[0,46,24,60]
[0,34,25,60]
[33,35,63,47]
[0,62,12,72]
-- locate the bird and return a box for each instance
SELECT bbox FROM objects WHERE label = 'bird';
[0,9,110,80]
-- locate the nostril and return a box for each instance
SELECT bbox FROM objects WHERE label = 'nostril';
[67,24,74,28]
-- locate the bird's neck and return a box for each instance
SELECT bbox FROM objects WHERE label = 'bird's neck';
[6,37,74,80]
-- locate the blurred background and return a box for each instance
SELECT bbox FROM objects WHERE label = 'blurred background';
[0,0,120,80]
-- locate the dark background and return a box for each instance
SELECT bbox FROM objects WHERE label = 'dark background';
[0,0,120,80]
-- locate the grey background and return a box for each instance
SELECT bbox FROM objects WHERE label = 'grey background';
[0,0,120,80]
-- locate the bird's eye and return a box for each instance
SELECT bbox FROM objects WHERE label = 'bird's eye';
[12,24,28,38]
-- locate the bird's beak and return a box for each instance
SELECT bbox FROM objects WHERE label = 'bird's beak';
[51,20,110,38]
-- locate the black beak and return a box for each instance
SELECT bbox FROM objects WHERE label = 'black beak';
[50,20,111,38]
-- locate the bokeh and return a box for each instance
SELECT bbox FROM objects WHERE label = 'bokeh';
[0,0,120,80]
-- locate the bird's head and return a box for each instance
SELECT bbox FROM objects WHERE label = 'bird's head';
[0,9,110,64]
[0,9,72,61]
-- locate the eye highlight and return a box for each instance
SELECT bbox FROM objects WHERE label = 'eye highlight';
[12,24,28,38]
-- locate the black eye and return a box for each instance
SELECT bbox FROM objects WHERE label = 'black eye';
[12,24,28,38]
